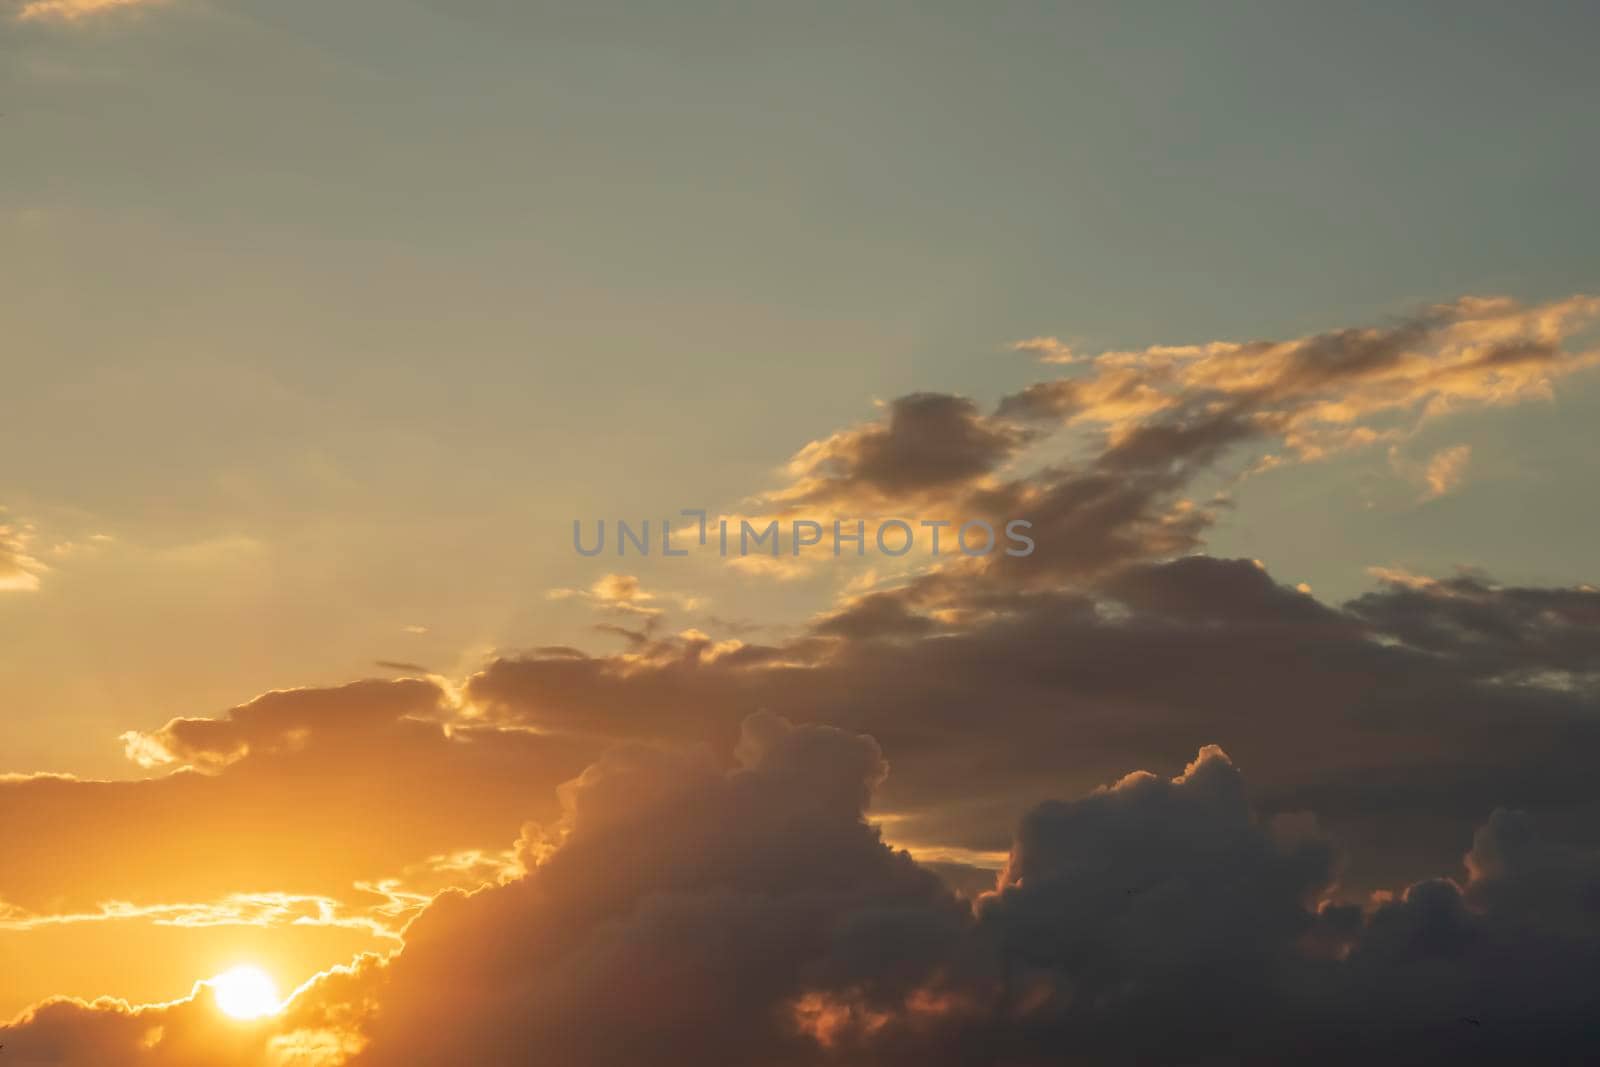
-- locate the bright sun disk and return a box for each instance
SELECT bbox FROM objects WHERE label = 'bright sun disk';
[211,965,281,1020]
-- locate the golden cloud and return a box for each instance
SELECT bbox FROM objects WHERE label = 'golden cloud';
[16,0,159,21]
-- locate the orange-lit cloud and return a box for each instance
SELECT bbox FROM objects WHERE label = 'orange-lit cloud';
[1421,442,1472,500]
[1,956,382,1066]
[1009,335,1080,364]
[15,0,159,21]
[547,573,706,622]
[0,514,44,592]
[998,295,1600,463]
[0,678,599,1015]
[727,296,1597,593]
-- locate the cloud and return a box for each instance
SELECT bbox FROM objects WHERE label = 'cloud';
[9,716,1600,1064]
[1345,568,1600,681]
[732,296,1596,591]
[0,679,602,1014]
[15,0,159,22]
[1083,295,1597,435]
[992,294,1595,499]
[373,660,431,675]
[0,957,383,1067]
[588,573,648,603]
[764,392,1033,512]
[1009,336,1079,363]
[1422,442,1473,499]
[0,515,45,592]
[344,713,960,1066]
[0,893,397,938]
[547,574,704,620]
[465,553,1600,903]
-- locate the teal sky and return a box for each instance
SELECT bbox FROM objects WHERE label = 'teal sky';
[4,0,1599,776]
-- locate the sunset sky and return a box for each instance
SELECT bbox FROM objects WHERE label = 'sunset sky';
[5,2,1600,1064]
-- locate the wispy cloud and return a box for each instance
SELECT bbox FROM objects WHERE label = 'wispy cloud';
[1010,336,1080,364]
[1422,442,1472,500]
[546,573,704,616]
[0,892,402,940]
[0,515,44,592]
[1387,441,1474,502]
[16,0,160,22]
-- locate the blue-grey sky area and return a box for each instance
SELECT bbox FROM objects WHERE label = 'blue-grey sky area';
[3,0,1599,777]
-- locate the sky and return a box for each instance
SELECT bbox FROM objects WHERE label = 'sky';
[4,1,1600,1064]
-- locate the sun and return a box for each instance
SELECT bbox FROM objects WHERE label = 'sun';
[210,965,282,1020]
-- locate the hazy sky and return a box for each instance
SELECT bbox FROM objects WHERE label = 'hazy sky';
[5,7,1600,1062]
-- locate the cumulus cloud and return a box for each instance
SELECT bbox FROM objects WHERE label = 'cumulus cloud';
[0,958,382,1067]
[9,716,1600,1065]
[464,554,1600,902]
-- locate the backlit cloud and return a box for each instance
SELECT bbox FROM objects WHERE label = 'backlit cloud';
[0,678,600,1014]
[8,715,1600,1064]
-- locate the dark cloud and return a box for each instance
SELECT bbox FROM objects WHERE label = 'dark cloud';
[0,958,382,1067]
[374,660,432,674]
[767,392,1032,510]
[350,713,965,1066]
[1093,408,1264,472]
[1345,571,1600,680]
[11,716,1600,1065]
[463,555,1600,900]
[356,726,1600,1067]
[812,590,942,642]
[1100,554,1335,625]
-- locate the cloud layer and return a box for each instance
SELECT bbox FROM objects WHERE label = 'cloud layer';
[8,714,1600,1065]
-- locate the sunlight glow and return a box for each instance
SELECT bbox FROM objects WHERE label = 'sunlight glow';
[210,965,282,1020]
